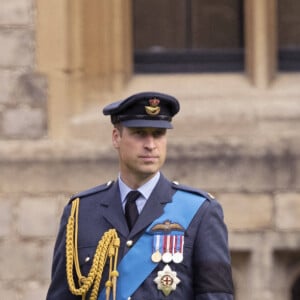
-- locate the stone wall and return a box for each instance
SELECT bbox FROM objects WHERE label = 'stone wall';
[1,138,300,300]
[1,1,300,300]
[0,0,47,139]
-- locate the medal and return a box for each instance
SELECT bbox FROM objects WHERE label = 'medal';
[150,220,186,265]
[151,251,162,263]
[172,252,183,264]
[154,264,181,296]
[162,252,172,263]
[172,235,184,264]
[162,235,172,263]
[151,235,162,263]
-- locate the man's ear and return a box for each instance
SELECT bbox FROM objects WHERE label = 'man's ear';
[112,127,121,148]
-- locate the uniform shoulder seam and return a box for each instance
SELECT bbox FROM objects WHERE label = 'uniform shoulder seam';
[69,180,114,203]
[172,181,215,201]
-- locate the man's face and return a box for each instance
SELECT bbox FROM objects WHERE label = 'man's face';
[112,126,167,184]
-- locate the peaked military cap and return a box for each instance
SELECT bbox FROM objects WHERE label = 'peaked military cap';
[103,91,180,129]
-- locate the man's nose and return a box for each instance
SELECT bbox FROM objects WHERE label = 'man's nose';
[144,135,156,149]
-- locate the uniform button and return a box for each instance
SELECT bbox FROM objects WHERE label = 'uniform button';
[207,192,215,199]
[126,240,133,247]
[127,297,131,300]
[85,256,90,263]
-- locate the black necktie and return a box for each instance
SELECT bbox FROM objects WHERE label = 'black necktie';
[125,190,140,230]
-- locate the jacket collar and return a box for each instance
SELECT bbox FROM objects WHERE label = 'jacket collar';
[101,174,175,238]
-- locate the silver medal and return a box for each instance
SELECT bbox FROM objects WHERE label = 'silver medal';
[172,252,183,263]
[162,251,172,263]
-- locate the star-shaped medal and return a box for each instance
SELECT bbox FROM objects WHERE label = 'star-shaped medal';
[154,264,181,296]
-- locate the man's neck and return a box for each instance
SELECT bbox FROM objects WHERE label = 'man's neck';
[119,172,160,190]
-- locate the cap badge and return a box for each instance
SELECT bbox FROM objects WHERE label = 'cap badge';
[145,98,161,116]
[154,264,181,296]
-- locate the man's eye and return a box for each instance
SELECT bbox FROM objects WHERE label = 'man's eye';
[133,130,145,136]
[153,130,166,137]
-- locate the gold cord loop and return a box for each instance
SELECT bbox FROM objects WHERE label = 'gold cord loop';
[66,198,120,300]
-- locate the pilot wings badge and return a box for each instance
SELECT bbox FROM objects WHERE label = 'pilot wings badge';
[150,220,184,233]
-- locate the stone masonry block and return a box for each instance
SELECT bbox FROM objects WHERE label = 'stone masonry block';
[40,241,56,281]
[294,159,300,189]
[13,72,48,107]
[0,197,13,237]
[0,240,40,280]
[275,193,300,230]
[17,197,58,237]
[0,29,34,68]
[3,106,46,138]
[219,193,273,231]
[0,281,17,300]
[0,160,119,194]
[0,70,21,104]
[0,0,33,25]
[20,281,48,300]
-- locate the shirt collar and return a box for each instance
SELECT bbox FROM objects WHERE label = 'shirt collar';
[118,172,160,204]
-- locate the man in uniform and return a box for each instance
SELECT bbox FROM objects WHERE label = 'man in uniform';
[46,91,234,300]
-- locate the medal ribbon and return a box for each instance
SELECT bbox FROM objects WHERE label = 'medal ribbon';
[98,190,206,300]
[153,234,160,253]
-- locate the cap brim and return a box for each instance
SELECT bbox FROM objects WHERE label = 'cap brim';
[120,119,173,129]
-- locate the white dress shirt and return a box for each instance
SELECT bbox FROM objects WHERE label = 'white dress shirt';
[118,172,160,214]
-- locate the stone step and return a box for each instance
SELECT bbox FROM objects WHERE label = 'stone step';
[68,95,300,145]
[67,74,300,143]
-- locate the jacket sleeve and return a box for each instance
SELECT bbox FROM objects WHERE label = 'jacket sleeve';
[46,205,79,300]
[193,199,234,300]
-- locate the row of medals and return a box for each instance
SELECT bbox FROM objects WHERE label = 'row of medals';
[151,234,184,264]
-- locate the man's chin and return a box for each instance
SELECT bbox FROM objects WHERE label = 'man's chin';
[138,169,159,179]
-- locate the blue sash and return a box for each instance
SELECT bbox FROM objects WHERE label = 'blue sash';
[98,190,206,300]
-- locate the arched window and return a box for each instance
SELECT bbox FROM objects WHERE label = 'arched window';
[133,0,244,73]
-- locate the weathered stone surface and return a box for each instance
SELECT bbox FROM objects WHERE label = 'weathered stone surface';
[0,281,17,300]
[17,197,59,237]
[0,160,118,194]
[20,281,48,300]
[0,70,20,104]
[40,241,56,281]
[2,106,46,138]
[0,29,34,68]
[13,73,48,107]
[275,193,300,230]
[0,0,33,25]
[0,240,40,280]
[0,197,13,237]
[219,193,274,230]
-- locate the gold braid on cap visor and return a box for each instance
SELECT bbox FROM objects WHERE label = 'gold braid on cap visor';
[66,198,120,300]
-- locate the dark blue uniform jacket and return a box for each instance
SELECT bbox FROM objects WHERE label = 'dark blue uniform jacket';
[47,174,234,300]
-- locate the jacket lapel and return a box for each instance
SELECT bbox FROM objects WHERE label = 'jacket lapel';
[101,182,129,237]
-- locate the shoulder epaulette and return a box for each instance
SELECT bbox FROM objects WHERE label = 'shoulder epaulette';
[69,180,114,203]
[172,181,215,201]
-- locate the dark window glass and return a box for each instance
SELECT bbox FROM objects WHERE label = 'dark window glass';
[133,0,244,73]
[278,0,300,71]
